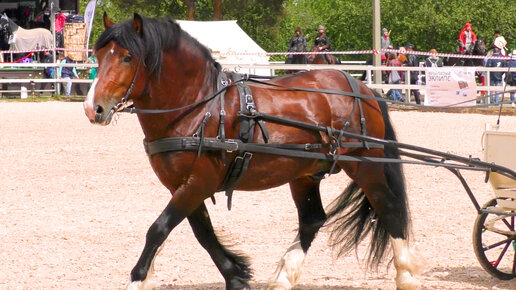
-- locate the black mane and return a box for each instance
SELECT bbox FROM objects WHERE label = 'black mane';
[95,16,215,76]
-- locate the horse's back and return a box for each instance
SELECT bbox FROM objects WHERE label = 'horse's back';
[246,69,381,141]
[12,27,53,51]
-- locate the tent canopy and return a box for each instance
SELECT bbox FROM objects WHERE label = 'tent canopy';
[176,20,270,75]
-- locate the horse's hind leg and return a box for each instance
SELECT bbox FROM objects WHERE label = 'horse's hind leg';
[343,160,423,290]
[267,177,326,290]
[188,202,252,289]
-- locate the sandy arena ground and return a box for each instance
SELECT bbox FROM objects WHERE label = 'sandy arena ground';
[1,101,516,289]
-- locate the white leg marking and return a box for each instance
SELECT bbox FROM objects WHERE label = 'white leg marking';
[391,238,425,290]
[125,245,164,290]
[267,237,306,290]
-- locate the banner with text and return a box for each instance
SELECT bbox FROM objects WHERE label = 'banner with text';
[424,67,477,107]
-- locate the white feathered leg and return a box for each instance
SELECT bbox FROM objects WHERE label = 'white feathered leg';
[267,237,306,290]
[391,238,425,290]
[126,245,164,290]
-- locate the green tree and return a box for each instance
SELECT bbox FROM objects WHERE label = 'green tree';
[81,0,516,60]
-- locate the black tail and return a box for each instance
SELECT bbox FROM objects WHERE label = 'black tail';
[326,91,410,268]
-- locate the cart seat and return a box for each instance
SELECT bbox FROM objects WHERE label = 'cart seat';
[483,123,516,210]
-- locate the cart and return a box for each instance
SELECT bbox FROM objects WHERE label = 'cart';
[474,124,516,279]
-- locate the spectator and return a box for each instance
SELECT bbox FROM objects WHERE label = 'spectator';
[57,54,78,97]
[314,25,332,63]
[458,22,477,53]
[425,49,443,67]
[405,43,422,104]
[40,48,54,92]
[286,26,307,65]
[493,30,508,56]
[314,25,330,51]
[397,46,408,64]
[386,52,404,101]
[86,54,97,87]
[486,47,505,104]
[381,28,393,65]
[505,50,516,106]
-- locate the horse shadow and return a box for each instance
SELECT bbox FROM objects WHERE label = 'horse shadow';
[154,266,516,289]
[423,266,516,288]
[156,282,367,289]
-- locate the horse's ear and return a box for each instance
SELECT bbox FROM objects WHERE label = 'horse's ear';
[103,12,115,29]
[132,13,143,36]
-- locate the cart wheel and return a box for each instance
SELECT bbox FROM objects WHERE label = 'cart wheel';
[473,198,516,280]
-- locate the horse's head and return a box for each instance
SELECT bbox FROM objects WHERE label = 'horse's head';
[474,38,486,55]
[309,46,329,64]
[84,13,149,125]
[0,16,11,44]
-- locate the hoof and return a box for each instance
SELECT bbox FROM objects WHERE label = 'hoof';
[396,272,421,290]
[266,282,291,290]
[226,277,251,290]
[126,280,158,290]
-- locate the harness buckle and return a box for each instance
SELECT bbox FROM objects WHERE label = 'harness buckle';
[225,140,239,152]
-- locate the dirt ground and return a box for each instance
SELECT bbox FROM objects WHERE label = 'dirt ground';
[1,101,516,290]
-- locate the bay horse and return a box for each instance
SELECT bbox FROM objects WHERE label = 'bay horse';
[444,38,487,67]
[308,45,341,64]
[84,13,422,290]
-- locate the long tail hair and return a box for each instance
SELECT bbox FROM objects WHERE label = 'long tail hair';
[326,91,410,268]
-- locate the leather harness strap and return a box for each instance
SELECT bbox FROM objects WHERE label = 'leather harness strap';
[143,70,376,210]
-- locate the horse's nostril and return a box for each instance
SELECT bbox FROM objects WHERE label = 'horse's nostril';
[95,105,104,115]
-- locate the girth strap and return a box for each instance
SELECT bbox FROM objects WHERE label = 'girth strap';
[143,136,382,157]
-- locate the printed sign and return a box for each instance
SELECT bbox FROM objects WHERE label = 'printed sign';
[424,67,477,107]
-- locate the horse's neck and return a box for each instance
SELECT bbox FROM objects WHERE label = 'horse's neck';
[8,19,18,33]
[135,44,219,138]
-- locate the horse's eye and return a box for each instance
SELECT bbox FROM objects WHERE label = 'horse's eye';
[123,55,132,63]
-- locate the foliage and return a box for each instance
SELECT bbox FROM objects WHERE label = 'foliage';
[80,0,516,62]
[80,0,285,59]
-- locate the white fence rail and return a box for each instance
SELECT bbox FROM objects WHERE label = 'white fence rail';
[1,62,515,105]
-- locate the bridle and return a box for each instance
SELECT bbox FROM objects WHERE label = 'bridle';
[100,59,142,124]
[113,59,142,112]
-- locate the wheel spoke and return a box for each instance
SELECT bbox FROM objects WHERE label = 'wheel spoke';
[513,245,516,275]
[493,240,512,269]
[484,237,511,251]
[501,216,513,230]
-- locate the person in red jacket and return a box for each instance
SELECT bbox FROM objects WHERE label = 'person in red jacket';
[458,22,477,53]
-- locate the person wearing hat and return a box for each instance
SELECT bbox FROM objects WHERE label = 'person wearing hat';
[405,43,422,104]
[381,28,393,65]
[458,22,477,53]
[381,28,392,49]
[286,26,308,65]
[314,25,330,51]
[493,30,508,56]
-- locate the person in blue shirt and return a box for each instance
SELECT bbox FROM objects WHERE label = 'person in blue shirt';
[486,47,505,104]
[57,54,78,96]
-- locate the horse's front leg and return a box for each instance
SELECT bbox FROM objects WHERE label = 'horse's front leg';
[127,183,208,290]
[188,202,252,289]
[268,177,326,290]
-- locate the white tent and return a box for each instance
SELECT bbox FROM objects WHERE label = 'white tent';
[176,20,271,76]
